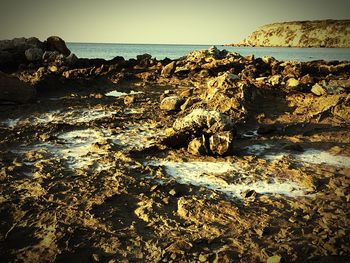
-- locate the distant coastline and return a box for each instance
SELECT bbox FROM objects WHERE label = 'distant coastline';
[228,19,350,48]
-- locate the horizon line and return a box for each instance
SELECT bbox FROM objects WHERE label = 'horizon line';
[66,41,226,46]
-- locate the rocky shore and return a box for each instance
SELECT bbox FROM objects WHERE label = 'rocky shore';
[0,37,349,262]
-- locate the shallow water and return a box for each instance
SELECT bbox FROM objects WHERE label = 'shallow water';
[67,42,350,62]
[105,90,142,97]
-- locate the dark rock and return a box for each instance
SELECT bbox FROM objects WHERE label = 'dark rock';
[136,53,152,61]
[25,47,43,61]
[65,53,78,66]
[42,51,60,62]
[257,124,276,134]
[160,96,185,111]
[209,131,234,155]
[0,72,36,103]
[45,36,70,56]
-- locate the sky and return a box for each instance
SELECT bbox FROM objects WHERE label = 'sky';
[0,0,349,44]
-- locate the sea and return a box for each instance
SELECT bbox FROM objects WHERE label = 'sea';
[67,43,350,62]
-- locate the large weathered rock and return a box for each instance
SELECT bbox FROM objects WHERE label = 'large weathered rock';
[161,61,176,77]
[207,72,239,90]
[160,96,185,111]
[0,72,36,103]
[25,47,43,61]
[209,131,234,155]
[173,108,234,133]
[65,53,78,66]
[45,36,70,56]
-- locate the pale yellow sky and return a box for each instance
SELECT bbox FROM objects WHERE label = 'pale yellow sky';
[0,0,349,44]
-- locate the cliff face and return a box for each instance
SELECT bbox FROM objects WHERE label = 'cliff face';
[235,20,350,48]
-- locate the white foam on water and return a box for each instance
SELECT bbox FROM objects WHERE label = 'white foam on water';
[294,149,350,168]
[147,161,307,198]
[56,129,109,169]
[1,108,116,128]
[110,125,164,151]
[105,90,142,97]
[245,143,273,155]
[246,143,350,168]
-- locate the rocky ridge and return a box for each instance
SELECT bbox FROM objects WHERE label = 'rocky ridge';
[230,20,350,48]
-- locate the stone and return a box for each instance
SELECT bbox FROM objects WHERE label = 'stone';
[160,96,184,111]
[0,72,36,103]
[45,36,71,56]
[49,65,58,72]
[311,83,327,96]
[209,131,234,155]
[187,136,208,155]
[286,78,300,89]
[0,51,15,71]
[179,88,193,98]
[173,108,234,133]
[300,74,314,85]
[136,53,152,61]
[42,51,60,62]
[268,74,282,86]
[65,53,78,66]
[161,61,176,77]
[207,72,239,90]
[24,47,43,61]
[124,95,135,105]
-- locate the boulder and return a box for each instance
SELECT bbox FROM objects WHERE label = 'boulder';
[207,72,239,90]
[173,108,234,133]
[268,74,282,86]
[161,61,176,77]
[209,131,234,155]
[25,47,43,61]
[0,72,36,103]
[65,53,78,66]
[0,51,15,71]
[42,51,60,62]
[136,53,152,61]
[286,78,300,89]
[187,136,208,155]
[45,36,70,56]
[160,96,185,111]
[311,83,327,96]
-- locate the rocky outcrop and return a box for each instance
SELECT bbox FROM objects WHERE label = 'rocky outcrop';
[0,36,74,72]
[0,72,36,103]
[231,20,350,48]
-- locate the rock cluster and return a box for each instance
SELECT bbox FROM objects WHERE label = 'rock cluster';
[163,108,236,156]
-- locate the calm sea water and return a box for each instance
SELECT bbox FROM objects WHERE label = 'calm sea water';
[67,43,350,62]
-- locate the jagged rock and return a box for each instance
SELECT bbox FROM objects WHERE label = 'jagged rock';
[187,136,208,155]
[45,36,70,56]
[207,72,239,90]
[160,96,184,111]
[209,131,234,155]
[25,47,43,61]
[268,74,282,86]
[300,74,314,85]
[286,78,300,89]
[42,51,60,62]
[136,54,152,61]
[161,61,176,77]
[311,83,327,96]
[311,82,344,96]
[173,108,234,133]
[0,72,36,103]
